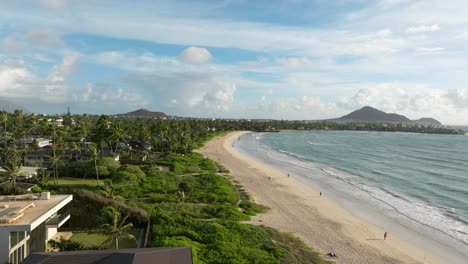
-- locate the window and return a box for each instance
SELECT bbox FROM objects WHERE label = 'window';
[10,231,26,249]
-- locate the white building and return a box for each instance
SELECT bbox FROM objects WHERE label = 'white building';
[0,193,72,264]
[22,137,51,148]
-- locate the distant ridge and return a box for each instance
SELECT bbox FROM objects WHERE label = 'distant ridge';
[333,106,442,126]
[116,109,168,118]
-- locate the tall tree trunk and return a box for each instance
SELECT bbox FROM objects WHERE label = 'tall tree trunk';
[95,159,100,186]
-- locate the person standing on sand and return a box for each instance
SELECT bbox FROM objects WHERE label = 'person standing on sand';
[384,232,388,240]
[320,192,322,197]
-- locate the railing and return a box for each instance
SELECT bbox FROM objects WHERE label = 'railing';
[46,209,71,226]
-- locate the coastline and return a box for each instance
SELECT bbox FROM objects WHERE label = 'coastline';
[198,131,448,264]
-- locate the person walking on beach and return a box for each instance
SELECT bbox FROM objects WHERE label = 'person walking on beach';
[320,192,322,197]
[384,232,388,240]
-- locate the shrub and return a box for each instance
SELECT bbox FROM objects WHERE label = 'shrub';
[112,165,146,185]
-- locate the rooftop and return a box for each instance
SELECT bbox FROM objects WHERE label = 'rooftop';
[0,194,72,227]
[22,247,193,264]
[0,166,41,177]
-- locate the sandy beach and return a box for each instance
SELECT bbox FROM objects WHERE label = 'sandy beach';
[198,131,447,264]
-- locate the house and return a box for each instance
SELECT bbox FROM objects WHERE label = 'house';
[0,167,41,180]
[23,148,51,168]
[22,137,51,149]
[0,193,73,264]
[22,247,193,264]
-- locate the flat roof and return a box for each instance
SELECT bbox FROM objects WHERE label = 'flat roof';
[22,247,193,264]
[0,194,72,227]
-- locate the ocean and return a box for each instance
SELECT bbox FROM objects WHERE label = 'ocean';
[236,130,468,259]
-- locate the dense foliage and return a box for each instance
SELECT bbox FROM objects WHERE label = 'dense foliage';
[0,110,334,263]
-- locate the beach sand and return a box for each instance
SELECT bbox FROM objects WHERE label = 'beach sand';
[198,131,446,264]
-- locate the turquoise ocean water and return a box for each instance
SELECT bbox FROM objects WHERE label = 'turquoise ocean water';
[237,130,468,255]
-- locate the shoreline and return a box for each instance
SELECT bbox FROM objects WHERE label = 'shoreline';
[198,131,449,264]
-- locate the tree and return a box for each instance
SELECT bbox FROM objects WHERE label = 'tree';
[50,149,64,185]
[110,122,126,154]
[88,143,101,186]
[112,165,146,185]
[100,206,135,250]
[34,168,50,187]
[0,111,8,152]
[4,160,22,189]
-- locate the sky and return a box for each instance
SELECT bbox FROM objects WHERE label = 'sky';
[1,0,468,124]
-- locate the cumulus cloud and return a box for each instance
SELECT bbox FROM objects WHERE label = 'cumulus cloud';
[0,53,79,102]
[406,24,440,33]
[39,0,67,9]
[275,57,312,68]
[252,95,337,120]
[335,84,468,124]
[178,47,212,64]
[72,83,149,108]
[126,72,236,114]
[2,36,21,54]
[416,47,445,54]
[26,28,63,48]
[94,51,181,73]
[445,89,468,108]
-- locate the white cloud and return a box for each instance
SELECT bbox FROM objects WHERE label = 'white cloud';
[39,0,67,9]
[94,51,181,73]
[0,53,79,103]
[0,60,37,98]
[178,47,212,64]
[201,81,236,111]
[248,95,337,120]
[72,83,149,108]
[275,57,312,68]
[406,24,440,33]
[2,36,21,54]
[335,84,468,124]
[26,28,63,48]
[416,47,445,54]
[126,72,237,115]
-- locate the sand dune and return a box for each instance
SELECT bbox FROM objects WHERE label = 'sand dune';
[198,131,446,264]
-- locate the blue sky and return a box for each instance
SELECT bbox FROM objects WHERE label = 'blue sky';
[1,0,468,124]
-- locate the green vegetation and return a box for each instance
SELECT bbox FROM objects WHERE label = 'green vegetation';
[69,229,140,249]
[0,110,331,263]
[56,177,101,186]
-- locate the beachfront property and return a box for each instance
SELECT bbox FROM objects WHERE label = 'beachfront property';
[0,193,73,264]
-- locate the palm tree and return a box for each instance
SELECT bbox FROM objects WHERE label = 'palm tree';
[0,111,8,152]
[110,122,126,154]
[93,115,111,156]
[50,149,64,185]
[101,207,135,250]
[4,160,22,189]
[34,168,50,187]
[88,143,100,186]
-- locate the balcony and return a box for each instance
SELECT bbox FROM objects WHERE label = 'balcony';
[45,210,70,228]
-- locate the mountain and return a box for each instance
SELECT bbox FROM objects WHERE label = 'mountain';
[413,118,442,127]
[0,98,29,113]
[334,106,442,126]
[116,109,168,118]
[337,106,410,122]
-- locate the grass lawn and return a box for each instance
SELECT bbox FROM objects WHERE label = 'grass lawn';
[70,229,140,249]
[56,177,101,186]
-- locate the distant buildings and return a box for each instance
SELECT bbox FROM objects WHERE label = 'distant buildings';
[0,193,72,264]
